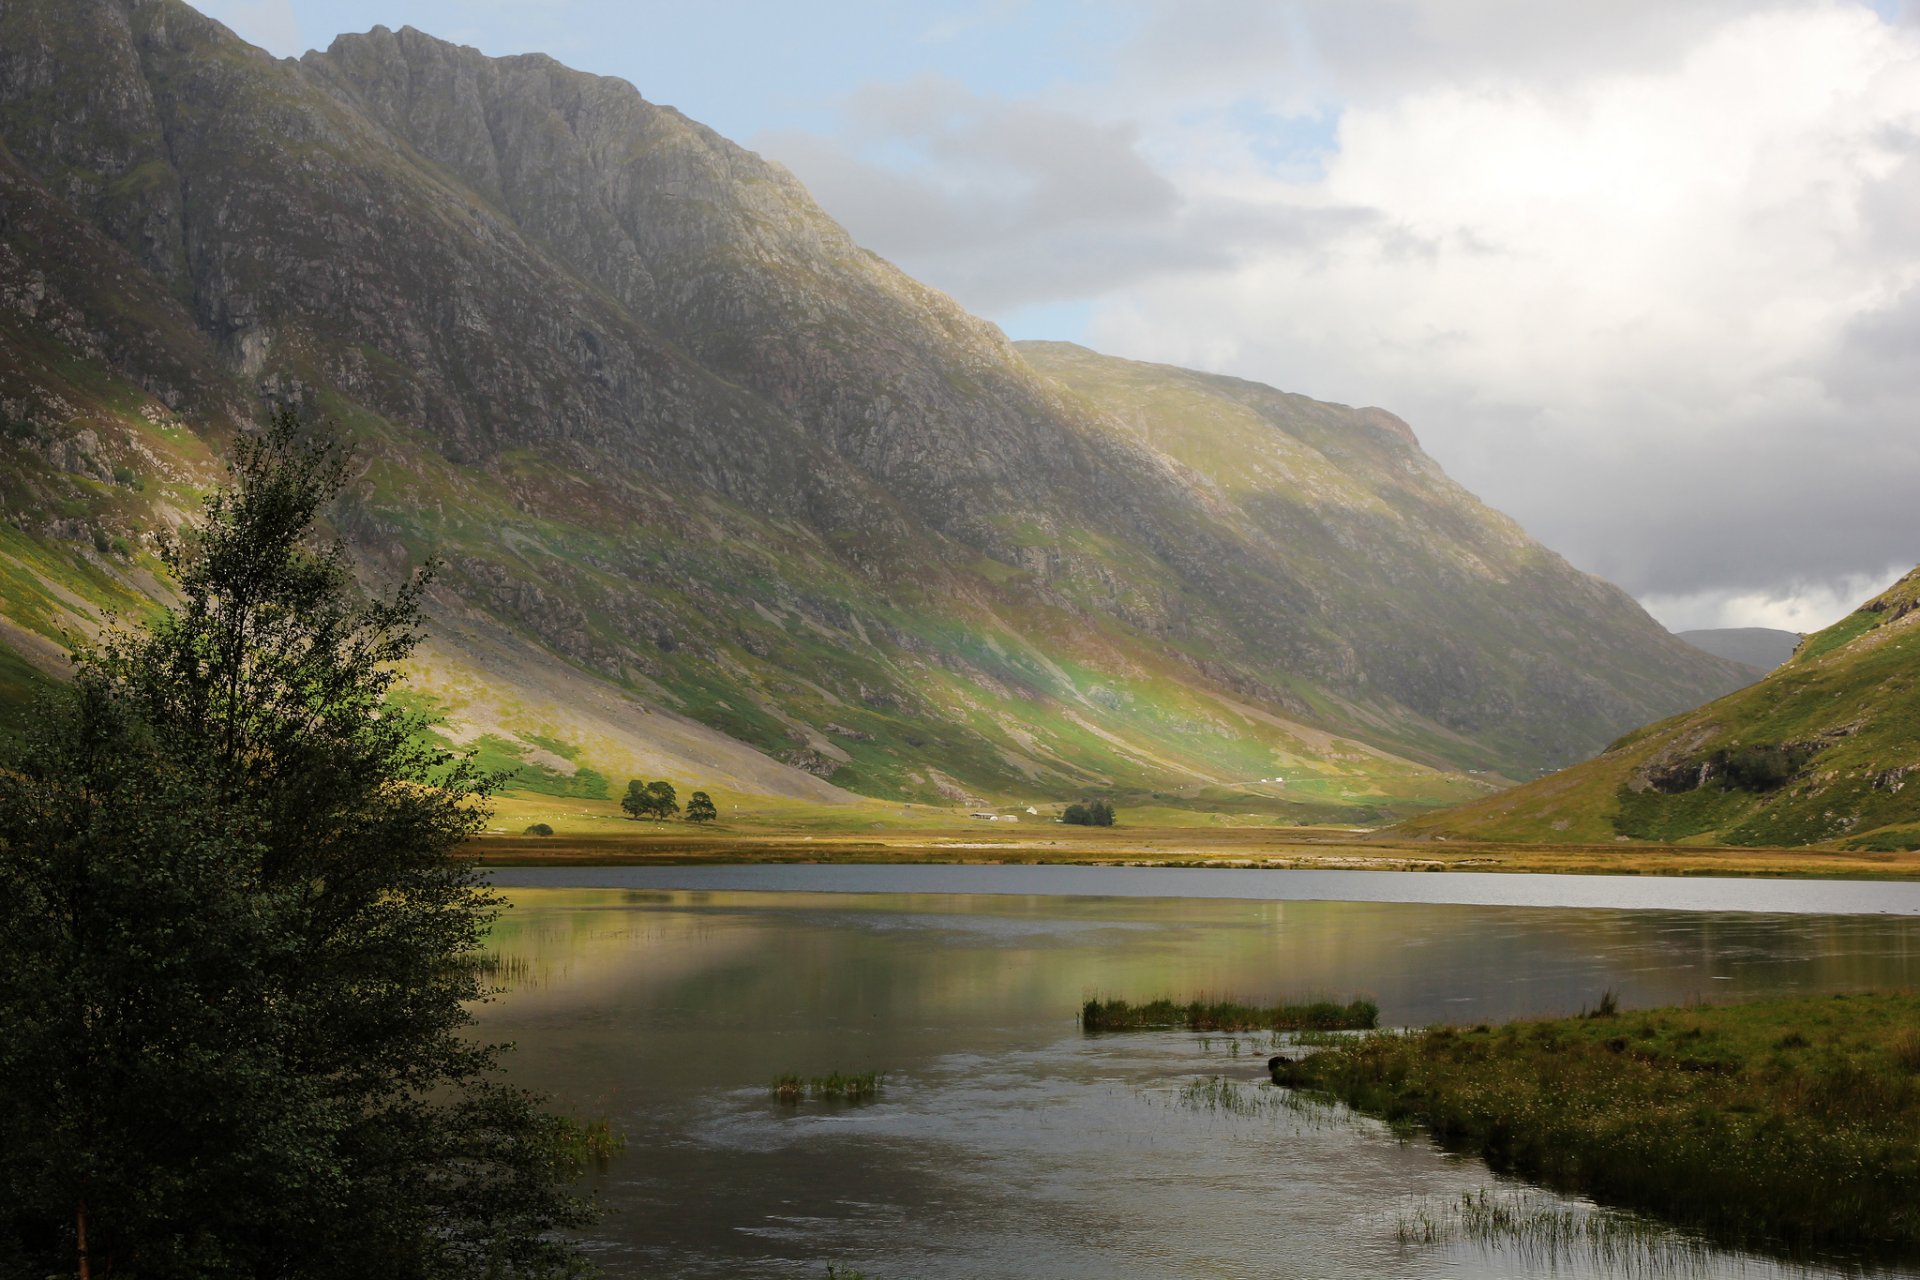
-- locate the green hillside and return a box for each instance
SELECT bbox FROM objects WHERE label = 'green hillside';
[1401,569,1920,848]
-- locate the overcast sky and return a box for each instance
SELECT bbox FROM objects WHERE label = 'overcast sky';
[203,0,1920,633]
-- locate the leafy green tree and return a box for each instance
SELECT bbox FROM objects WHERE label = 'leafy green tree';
[685,790,718,823]
[621,777,650,819]
[644,779,680,821]
[1062,802,1091,826]
[0,415,592,1280]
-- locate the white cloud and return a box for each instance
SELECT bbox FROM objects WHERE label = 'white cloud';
[1641,562,1912,631]
[1080,5,1920,612]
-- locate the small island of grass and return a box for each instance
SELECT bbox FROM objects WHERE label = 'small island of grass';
[1275,992,1920,1259]
[1082,996,1379,1032]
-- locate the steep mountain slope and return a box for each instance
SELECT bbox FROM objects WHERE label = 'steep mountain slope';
[1680,628,1799,672]
[0,1,1749,815]
[1020,343,1747,771]
[1402,569,1920,848]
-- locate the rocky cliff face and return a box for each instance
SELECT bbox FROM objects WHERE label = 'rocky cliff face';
[0,0,1751,813]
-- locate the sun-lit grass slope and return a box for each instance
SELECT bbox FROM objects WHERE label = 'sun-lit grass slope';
[0,2,1746,818]
[1400,567,1920,848]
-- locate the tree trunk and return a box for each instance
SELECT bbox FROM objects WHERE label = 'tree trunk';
[76,1199,91,1280]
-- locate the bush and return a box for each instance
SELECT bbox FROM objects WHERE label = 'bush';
[523,822,554,836]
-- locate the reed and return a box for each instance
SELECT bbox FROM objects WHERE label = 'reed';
[551,1115,625,1175]
[772,1071,885,1103]
[1082,995,1378,1033]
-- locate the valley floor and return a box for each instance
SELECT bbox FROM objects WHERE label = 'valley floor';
[470,799,1920,879]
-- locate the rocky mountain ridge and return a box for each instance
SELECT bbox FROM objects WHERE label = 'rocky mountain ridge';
[0,0,1750,816]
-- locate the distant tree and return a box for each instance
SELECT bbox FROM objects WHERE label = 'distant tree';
[644,779,679,821]
[0,415,590,1279]
[685,790,717,823]
[621,778,649,820]
[1062,800,1116,827]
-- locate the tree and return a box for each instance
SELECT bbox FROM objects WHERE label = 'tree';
[1061,800,1116,827]
[644,779,679,821]
[0,414,592,1280]
[685,790,717,823]
[622,777,649,819]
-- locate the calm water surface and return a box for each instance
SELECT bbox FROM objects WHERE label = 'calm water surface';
[477,869,1920,1279]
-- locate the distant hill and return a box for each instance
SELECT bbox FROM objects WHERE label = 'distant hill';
[1401,569,1920,849]
[0,1,1750,817]
[1678,628,1801,672]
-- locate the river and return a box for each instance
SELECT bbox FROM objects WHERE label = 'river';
[477,867,1920,1278]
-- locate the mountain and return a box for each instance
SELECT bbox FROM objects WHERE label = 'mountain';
[1400,569,1920,849]
[1679,628,1801,672]
[0,1,1750,817]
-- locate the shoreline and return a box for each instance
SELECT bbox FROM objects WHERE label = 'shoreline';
[466,826,1920,880]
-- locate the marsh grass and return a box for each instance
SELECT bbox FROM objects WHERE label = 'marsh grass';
[463,949,540,988]
[772,1071,885,1104]
[1082,995,1378,1033]
[1396,1189,1715,1277]
[552,1116,625,1175]
[1279,992,1920,1258]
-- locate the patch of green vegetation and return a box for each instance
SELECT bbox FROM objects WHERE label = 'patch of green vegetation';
[1276,992,1920,1258]
[551,1115,625,1176]
[461,733,609,800]
[1611,780,1759,843]
[1845,824,1920,853]
[1082,996,1378,1033]
[770,1071,884,1103]
[1793,609,1879,665]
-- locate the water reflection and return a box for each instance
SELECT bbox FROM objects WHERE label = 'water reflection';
[475,887,1920,1278]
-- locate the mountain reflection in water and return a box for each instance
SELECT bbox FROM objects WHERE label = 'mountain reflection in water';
[475,877,1920,1279]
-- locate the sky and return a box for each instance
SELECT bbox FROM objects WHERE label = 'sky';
[200,0,1920,634]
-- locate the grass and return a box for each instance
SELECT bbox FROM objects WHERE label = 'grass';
[771,1071,885,1103]
[1395,1188,1710,1272]
[551,1115,625,1175]
[466,812,1920,878]
[1276,991,1920,1259]
[1082,995,1378,1033]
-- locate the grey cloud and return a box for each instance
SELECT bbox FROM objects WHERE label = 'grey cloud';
[1346,378,1920,607]
[757,77,1376,311]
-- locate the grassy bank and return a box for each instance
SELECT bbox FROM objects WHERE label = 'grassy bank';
[470,802,1920,879]
[1083,996,1378,1032]
[1276,992,1920,1258]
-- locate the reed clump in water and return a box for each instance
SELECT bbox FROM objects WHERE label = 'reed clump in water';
[551,1116,625,1175]
[1082,996,1378,1033]
[462,949,539,988]
[772,1071,885,1103]
[1277,991,1920,1258]
[1397,1188,1711,1274]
